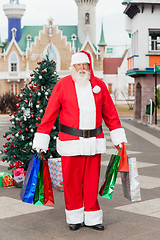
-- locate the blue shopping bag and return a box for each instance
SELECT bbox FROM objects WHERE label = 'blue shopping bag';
[20,155,40,204]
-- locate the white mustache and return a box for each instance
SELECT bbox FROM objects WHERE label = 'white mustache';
[78,70,87,74]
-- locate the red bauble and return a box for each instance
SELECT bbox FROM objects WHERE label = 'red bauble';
[37,117,41,121]
[14,146,16,148]
[37,61,41,65]
[16,95,19,98]
[42,59,45,62]
[42,70,46,74]
[24,146,27,150]
[53,61,55,63]
[16,103,20,108]
[9,113,12,116]
[3,134,7,138]
[18,99,22,102]
[3,144,7,148]
[25,100,29,104]
[31,114,34,118]
[20,110,23,113]
[7,137,10,141]
[25,128,29,132]
[10,119,12,122]
[19,130,21,134]
[34,82,37,86]
[36,123,39,126]
[12,133,15,136]
[4,149,8,153]
[30,73,33,77]
[21,88,24,91]
[29,94,32,98]
[13,155,17,159]
[48,148,50,151]
[30,85,33,89]
[37,101,40,104]
[46,98,49,102]
[2,159,5,162]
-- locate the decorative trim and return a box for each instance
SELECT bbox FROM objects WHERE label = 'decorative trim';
[56,138,106,156]
[32,132,50,151]
[127,55,139,60]
[65,207,84,224]
[110,128,127,146]
[84,210,103,226]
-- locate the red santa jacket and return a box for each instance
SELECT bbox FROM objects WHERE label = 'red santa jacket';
[33,51,127,156]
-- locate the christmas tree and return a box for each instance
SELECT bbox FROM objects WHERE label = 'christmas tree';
[1,56,60,170]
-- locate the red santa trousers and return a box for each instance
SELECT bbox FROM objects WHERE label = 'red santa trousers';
[61,154,103,226]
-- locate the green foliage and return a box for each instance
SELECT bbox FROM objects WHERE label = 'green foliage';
[0,93,18,114]
[1,57,60,170]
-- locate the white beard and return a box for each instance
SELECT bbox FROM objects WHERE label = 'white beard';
[70,66,90,86]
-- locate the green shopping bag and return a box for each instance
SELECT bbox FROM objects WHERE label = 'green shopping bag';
[33,160,44,205]
[99,151,121,199]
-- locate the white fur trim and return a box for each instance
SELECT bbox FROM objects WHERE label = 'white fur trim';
[71,52,90,65]
[84,210,103,226]
[75,82,96,129]
[57,138,106,156]
[32,132,50,151]
[110,128,127,146]
[93,85,101,94]
[65,207,84,224]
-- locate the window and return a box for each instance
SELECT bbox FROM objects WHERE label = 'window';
[131,30,138,55]
[149,30,160,51]
[85,13,90,24]
[128,83,135,97]
[108,84,112,94]
[11,63,17,72]
[10,84,18,95]
[10,52,18,72]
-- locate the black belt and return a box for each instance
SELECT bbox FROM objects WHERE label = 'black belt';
[60,123,102,138]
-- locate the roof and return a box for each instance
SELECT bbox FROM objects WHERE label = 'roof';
[98,23,107,46]
[18,26,43,52]
[58,25,82,51]
[122,0,160,4]
[5,25,82,52]
[103,50,128,74]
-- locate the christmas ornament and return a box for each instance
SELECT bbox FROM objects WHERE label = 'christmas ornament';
[25,100,29,104]
[39,75,42,79]
[30,73,33,77]
[42,70,46,74]
[37,92,41,96]
[29,94,32,98]
[37,117,41,121]
[15,133,19,137]
[31,114,34,118]
[29,142,32,146]
[13,155,17,159]
[24,146,27,150]
[30,129,34,133]
[29,85,33,89]
[16,103,20,108]
[7,137,10,141]
[21,107,25,111]
[39,109,43,113]
[45,92,49,96]
[34,82,38,86]
[36,105,40,109]
[37,61,41,65]
[3,134,7,138]
[4,149,8,153]
[37,101,40,104]
[21,88,24,91]
[25,128,29,132]
[16,95,19,98]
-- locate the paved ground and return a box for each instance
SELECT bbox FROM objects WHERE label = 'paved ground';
[0,114,160,240]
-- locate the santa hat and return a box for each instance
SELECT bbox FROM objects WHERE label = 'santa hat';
[71,52,90,65]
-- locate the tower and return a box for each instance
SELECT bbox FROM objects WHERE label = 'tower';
[98,23,107,58]
[3,0,26,42]
[74,0,99,45]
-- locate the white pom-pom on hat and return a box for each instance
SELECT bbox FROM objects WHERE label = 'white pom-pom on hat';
[93,85,101,94]
[71,52,90,65]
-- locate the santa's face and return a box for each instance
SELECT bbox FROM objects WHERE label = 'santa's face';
[74,63,90,75]
[70,64,90,85]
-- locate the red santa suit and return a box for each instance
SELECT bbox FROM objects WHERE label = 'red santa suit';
[33,51,127,226]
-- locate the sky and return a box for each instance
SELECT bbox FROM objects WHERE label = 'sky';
[0,0,131,48]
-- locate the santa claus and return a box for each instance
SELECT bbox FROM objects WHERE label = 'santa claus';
[33,51,127,231]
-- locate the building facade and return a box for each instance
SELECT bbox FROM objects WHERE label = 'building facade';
[123,0,160,121]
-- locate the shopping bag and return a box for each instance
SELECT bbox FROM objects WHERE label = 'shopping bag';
[20,155,40,204]
[43,159,54,205]
[99,152,121,199]
[48,158,63,191]
[121,157,141,202]
[116,142,129,172]
[34,153,54,205]
[33,160,44,205]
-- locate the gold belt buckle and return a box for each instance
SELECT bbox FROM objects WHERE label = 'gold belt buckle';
[83,129,90,138]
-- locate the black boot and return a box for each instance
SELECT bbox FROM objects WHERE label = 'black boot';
[69,223,82,231]
[91,224,104,231]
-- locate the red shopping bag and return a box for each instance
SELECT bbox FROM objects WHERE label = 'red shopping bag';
[116,142,129,172]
